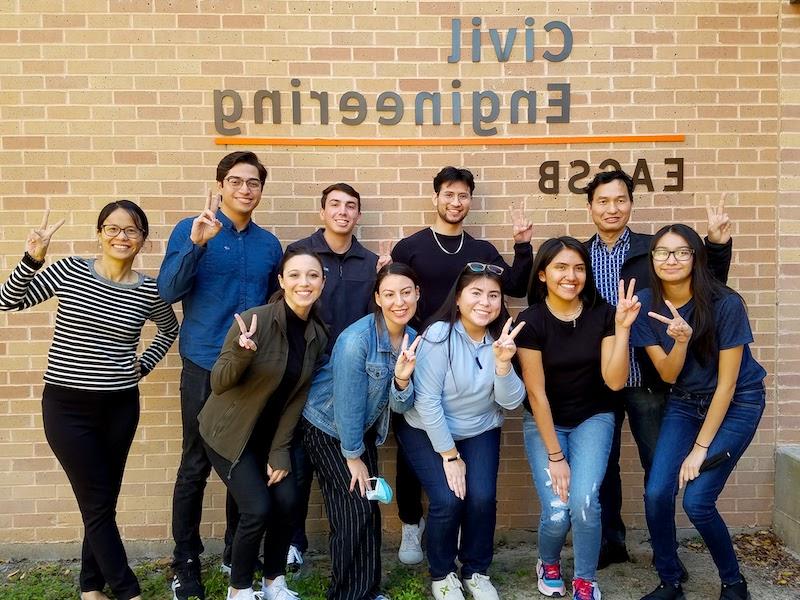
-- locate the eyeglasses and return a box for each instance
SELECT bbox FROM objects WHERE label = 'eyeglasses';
[466,262,504,276]
[439,191,471,202]
[651,247,694,262]
[101,225,143,240]
[224,176,262,191]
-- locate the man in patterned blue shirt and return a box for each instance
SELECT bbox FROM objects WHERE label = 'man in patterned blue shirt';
[158,151,283,600]
[582,170,733,574]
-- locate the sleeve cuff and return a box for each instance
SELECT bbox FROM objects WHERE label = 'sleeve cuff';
[269,449,291,473]
[22,252,44,269]
[340,442,366,460]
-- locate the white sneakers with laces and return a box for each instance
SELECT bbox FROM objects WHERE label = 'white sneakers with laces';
[261,575,300,600]
[398,517,425,564]
[463,573,500,600]
[286,544,304,571]
[432,572,465,600]
[225,587,262,600]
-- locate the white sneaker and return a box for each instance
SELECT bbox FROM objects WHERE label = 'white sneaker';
[432,572,465,600]
[463,574,499,600]
[398,517,425,565]
[226,587,262,600]
[286,544,304,572]
[262,575,300,600]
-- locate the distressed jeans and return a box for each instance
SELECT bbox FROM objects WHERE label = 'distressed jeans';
[523,411,615,581]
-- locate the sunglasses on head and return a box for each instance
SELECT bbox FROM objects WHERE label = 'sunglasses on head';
[466,262,504,276]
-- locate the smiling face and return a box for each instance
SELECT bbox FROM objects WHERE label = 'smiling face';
[97,208,145,262]
[538,247,587,305]
[375,274,419,331]
[278,254,325,318]
[588,178,633,240]
[652,231,694,285]
[217,161,263,219]
[456,275,502,338]
[433,180,472,226]
[320,189,361,236]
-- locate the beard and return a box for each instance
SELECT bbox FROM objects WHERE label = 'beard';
[437,204,467,225]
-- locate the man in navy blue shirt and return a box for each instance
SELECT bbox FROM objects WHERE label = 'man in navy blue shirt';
[158,151,283,600]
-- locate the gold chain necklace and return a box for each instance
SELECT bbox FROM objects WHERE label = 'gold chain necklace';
[545,297,583,328]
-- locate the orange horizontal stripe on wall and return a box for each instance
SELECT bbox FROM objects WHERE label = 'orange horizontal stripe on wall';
[214,134,685,147]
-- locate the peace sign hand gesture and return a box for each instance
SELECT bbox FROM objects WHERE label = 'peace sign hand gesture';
[376,240,393,272]
[394,334,421,384]
[648,300,693,344]
[510,204,533,244]
[190,190,223,246]
[26,210,65,262]
[493,317,526,365]
[705,194,732,245]
[615,278,641,329]
[233,313,258,351]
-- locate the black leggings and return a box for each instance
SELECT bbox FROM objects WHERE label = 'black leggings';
[42,383,141,600]
[206,439,298,590]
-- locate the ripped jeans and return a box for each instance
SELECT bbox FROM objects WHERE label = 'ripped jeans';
[523,411,615,581]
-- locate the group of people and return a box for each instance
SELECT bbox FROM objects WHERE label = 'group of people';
[0,152,764,600]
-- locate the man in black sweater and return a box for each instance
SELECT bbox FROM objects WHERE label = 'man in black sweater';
[582,170,732,575]
[390,166,534,564]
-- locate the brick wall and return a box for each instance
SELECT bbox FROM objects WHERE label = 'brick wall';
[0,0,791,549]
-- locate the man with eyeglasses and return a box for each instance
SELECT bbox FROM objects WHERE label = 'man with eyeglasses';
[158,151,283,600]
[389,166,534,566]
[582,169,732,577]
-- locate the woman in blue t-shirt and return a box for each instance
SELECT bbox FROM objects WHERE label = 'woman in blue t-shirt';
[514,237,640,600]
[631,224,766,600]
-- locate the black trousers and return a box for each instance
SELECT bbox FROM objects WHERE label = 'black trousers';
[42,383,141,600]
[303,420,381,600]
[206,436,298,590]
[392,412,423,525]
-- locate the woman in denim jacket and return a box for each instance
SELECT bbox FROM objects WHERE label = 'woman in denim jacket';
[632,224,766,600]
[302,263,421,600]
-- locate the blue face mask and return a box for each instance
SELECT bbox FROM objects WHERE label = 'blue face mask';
[365,477,394,504]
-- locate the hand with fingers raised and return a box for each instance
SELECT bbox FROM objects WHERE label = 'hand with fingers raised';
[27,210,65,262]
[376,240,393,272]
[705,194,732,245]
[190,190,223,246]
[233,312,258,351]
[493,317,526,374]
[615,279,641,329]
[393,334,421,390]
[648,300,693,344]
[510,204,533,244]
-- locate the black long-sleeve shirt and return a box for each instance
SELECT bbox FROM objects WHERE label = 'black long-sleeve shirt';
[391,227,533,324]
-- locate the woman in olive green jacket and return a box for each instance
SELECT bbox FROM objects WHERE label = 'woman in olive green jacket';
[199,248,328,600]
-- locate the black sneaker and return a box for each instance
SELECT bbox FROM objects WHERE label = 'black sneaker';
[172,558,205,600]
[720,577,750,600]
[640,582,686,600]
[597,543,629,569]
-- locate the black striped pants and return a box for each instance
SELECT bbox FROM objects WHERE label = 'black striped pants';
[303,419,381,600]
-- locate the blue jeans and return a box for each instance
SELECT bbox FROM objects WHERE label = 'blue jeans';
[600,386,667,547]
[395,419,500,580]
[645,385,764,585]
[523,411,615,581]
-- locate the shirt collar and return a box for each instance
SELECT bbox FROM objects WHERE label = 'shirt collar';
[592,227,630,253]
[216,209,251,234]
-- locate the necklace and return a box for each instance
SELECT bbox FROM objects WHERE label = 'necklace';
[431,228,464,255]
[545,297,583,328]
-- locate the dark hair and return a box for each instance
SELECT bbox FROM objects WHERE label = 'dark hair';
[372,262,420,331]
[648,223,740,365]
[268,248,326,318]
[584,169,634,205]
[424,265,509,343]
[433,166,475,195]
[216,151,267,185]
[527,237,599,307]
[320,182,361,212]
[96,200,149,240]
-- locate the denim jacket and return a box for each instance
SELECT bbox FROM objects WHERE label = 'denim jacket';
[303,313,416,459]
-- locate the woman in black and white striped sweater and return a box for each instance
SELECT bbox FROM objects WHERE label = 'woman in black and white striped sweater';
[0,200,179,600]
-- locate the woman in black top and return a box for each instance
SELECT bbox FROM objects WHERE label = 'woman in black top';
[514,237,639,600]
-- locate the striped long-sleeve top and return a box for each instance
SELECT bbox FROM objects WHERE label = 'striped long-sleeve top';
[0,253,179,391]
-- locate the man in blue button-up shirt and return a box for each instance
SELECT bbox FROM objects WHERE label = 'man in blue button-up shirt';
[158,151,282,600]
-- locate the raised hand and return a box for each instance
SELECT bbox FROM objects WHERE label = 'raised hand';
[376,240,393,271]
[510,203,533,244]
[615,278,641,328]
[26,210,65,262]
[189,190,223,246]
[394,334,421,383]
[493,317,526,364]
[233,312,258,351]
[648,300,692,343]
[705,194,732,245]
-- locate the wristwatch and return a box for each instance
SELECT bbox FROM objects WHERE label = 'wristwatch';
[446,453,461,463]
